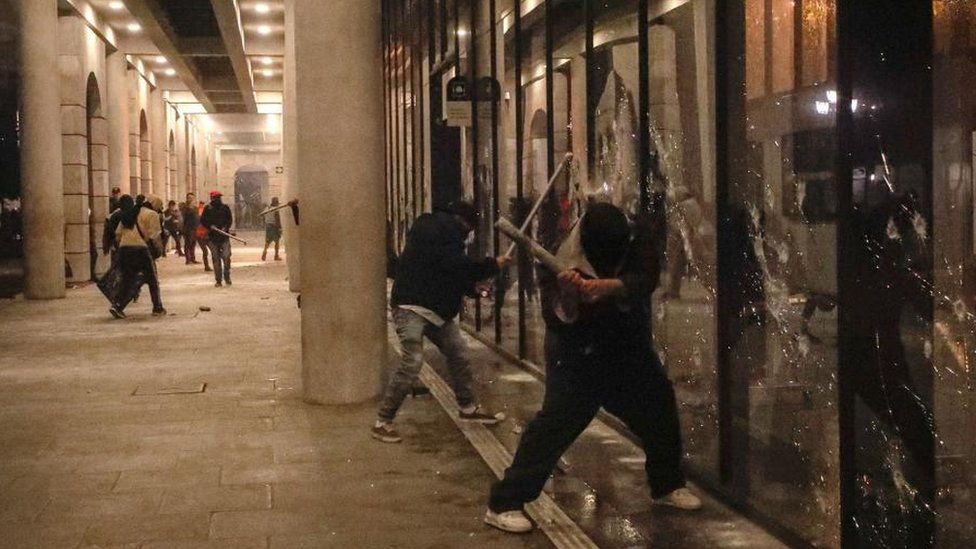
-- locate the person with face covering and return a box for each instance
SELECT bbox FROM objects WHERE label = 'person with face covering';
[485,202,701,534]
[372,200,511,443]
[110,195,166,319]
[200,191,234,287]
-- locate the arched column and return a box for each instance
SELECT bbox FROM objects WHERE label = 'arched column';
[293,0,386,404]
[16,0,65,299]
[106,50,130,196]
[151,88,167,200]
[139,111,152,195]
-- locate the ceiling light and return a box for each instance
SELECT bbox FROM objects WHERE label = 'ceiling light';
[262,69,274,77]
[155,56,167,64]
[261,57,273,66]
[257,25,272,35]
[109,1,125,10]
[127,22,142,32]
[164,68,176,76]
[254,3,270,14]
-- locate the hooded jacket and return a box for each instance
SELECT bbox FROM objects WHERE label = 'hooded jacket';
[391,211,499,321]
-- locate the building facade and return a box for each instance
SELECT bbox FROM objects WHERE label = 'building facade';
[383,0,976,546]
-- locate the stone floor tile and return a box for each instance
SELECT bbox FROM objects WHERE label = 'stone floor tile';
[209,509,332,538]
[40,490,164,519]
[82,513,210,545]
[113,467,221,492]
[159,484,272,514]
[141,538,269,549]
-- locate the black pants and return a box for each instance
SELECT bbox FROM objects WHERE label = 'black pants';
[209,240,231,283]
[489,330,686,511]
[115,246,162,311]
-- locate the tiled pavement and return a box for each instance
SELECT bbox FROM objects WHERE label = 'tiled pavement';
[0,237,550,549]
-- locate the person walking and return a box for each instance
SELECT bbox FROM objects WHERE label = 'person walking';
[162,200,184,257]
[109,187,122,214]
[262,197,283,261]
[195,200,212,272]
[201,191,233,287]
[485,203,701,534]
[181,193,200,265]
[110,195,166,319]
[373,200,510,443]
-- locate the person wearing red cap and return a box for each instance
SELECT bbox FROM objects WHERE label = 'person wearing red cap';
[200,190,234,287]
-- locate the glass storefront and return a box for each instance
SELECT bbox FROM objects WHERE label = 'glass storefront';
[383,1,976,546]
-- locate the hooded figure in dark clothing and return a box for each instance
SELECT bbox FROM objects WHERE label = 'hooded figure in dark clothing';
[373,200,511,443]
[485,202,702,534]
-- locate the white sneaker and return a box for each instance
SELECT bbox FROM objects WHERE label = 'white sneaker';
[654,487,702,510]
[484,509,533,533]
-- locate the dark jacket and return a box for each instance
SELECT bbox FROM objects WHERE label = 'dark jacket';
[181,202,200,232]
[541,212,661,355]
[200,202,233,243]
[391,211,498,321]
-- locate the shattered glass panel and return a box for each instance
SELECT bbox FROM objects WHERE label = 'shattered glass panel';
[932,2,976,545]
[647,0,720,482]
[727,0,840,545]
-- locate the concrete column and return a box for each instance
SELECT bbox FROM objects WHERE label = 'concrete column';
[294,0,386,404]
[106,51,131,196]
[282,0,300,292]
[16,0,65,299]
[150,88,167,200]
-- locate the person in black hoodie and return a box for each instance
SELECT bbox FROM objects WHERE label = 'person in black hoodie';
[373,201,511,443]
[485,202,701,534]
[201,191,234,287]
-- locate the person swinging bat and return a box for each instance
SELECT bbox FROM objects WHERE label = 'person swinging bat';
[484,200,702,534]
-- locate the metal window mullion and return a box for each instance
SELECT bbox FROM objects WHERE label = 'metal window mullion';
[491,0,502,345]
[515,0,527,360]
[637,0,650,211]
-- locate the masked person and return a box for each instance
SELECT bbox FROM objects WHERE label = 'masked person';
[201,191,234,287]
[373,200,511,443]
[485,202,701,534]
[110,195,166,318]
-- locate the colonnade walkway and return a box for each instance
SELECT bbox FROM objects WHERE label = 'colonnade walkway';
[0,236,783,548]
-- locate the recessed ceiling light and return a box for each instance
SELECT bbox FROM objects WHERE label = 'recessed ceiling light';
[164,68,176,76]
[257,25,272,35]
[254,3,270,14]
[127,22,142,32]
[155,56,167,64]
[261,69,274,77]
[109,1,125,10]
[262,57,273,66]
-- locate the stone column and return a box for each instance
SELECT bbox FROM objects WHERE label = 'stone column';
[150,88,167,200]
[294,0,386,404]
[282,0,300,292]
[106,51,130,196]
[16,0,65,299]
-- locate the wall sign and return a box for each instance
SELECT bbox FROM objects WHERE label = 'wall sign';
[445,76,472,127]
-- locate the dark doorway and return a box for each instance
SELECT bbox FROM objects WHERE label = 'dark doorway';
[429,72,462,211]
[233,167,268,229]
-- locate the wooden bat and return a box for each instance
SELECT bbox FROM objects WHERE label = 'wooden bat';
[504,153,574,259]
[496,217,566,274]
[210,227,247,245]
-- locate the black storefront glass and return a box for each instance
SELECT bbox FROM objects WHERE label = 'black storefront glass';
[382,1,976,546]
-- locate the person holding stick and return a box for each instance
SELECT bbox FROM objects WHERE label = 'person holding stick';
[372,200,511,443]
[262,197,283,261]
[201,191,234,287]
[485,202,701,534]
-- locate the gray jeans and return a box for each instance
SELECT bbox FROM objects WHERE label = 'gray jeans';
[378,308,475,422]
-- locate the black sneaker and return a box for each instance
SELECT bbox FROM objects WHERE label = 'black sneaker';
[109,307,126,319]
[459,406,504,425]
[215,281,222,288]
[152,308,167,317]
[225,279,232,286]
[371,422,402,443]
